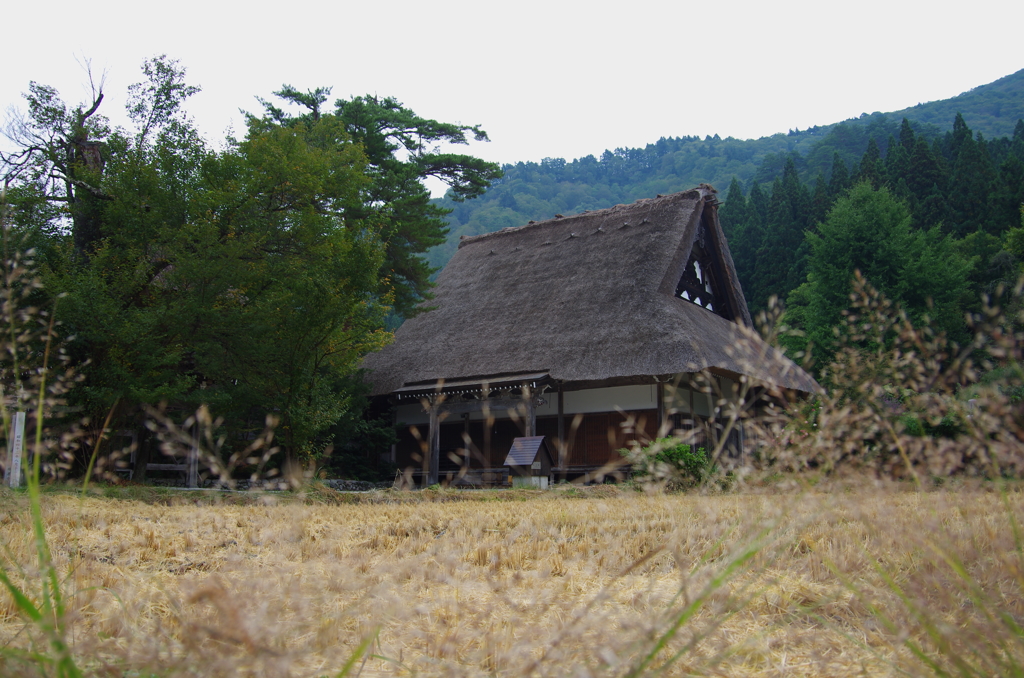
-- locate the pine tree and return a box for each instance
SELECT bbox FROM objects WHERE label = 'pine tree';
[899,118,916,153]
[258,88,502,315]
[884,134,910,191]
[749,158,810,309]
[719,177,748,242]
[719,178,757,296]
[948,131,997,235]
[1012,119,1024,162]
[747,180,769,226]
[810,173,831,228]
[828,152,850,197]
[950,112,972,159]
[857,138,884,188]
[993,154,1024,232]
[906,138,947,205]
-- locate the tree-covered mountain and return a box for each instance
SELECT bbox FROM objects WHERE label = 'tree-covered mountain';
[885,68,1024,140]
[427,68,1024,271]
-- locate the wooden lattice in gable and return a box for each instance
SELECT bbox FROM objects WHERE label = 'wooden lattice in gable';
[674,221,735,321]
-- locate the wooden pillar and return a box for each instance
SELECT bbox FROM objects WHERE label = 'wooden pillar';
[132,422,152,483]
[688,374,695,426]
[482,383,492,466]
[656,382,664,435]
[187,424,199,489]
[709,376,719,417]
[461,413,471,468]
[557,386,565,471]
[708,376,720,452]
[390,406,398,464]
[483,411,492,466]
[427,403,440,486]
[524,386,536,438]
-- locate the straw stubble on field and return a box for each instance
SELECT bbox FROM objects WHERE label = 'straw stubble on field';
[0,486,1021,677]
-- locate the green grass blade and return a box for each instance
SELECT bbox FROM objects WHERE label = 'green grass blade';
[333,631,377,677]
[0,568,43,622]
[623,526,770,678]
[81,399,118,496]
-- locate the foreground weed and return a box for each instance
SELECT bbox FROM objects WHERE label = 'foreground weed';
[813,484,1024,677]
[623,522,776,677]
[767,274,1024,480]
[0,193,82,676]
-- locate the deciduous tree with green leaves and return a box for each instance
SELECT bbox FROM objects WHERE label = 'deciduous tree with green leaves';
[792,182,973,371]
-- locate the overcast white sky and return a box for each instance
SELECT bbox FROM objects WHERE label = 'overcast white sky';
[3,0,1022,182]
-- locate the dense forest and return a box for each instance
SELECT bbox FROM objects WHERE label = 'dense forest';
[429,68,1024,272]
[720,115,1024,367]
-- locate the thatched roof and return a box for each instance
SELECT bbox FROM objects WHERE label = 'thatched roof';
[362,187,817,394]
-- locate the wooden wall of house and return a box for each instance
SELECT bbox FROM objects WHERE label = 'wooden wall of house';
[553,410,658,468]
[394,409,659,473]
[395,419,527,471]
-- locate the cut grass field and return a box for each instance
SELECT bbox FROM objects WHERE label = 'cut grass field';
[1,482,1022,677]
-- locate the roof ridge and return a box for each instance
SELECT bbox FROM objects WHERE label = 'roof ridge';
[457,189,702,249]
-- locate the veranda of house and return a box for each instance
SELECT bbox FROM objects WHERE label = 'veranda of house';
[386,371,751,485]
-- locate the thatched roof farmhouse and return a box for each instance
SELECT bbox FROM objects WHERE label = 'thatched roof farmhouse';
[362,186,816,485]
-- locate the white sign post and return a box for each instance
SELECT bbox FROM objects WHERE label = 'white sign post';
[7,411,26,488]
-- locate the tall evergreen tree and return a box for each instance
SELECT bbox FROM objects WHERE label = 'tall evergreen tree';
[719,178,757,296]
[906,137,947,205]
[857,137,884,188]
[734,181,769,295]
[810,173,831,227]
[719,177,748,242]
[899,117,916,153]
[950,112,973,159]
[828,152,850,197]
[993,154,1024,231]
[9,59,397,467]
[1012,119,1024,161]
[747,180,769,226]
[948,131,997,235]
[749,158,809,309]
[917,183,951,231]
[884,134,910,193]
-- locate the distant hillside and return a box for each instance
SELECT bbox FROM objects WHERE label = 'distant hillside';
[886,68,1024,139]
[427,68,1024,271]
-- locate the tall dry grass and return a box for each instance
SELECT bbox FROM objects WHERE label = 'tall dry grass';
[1,485,1022,677]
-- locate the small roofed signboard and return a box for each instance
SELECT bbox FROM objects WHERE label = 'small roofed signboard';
[504,436,554,489]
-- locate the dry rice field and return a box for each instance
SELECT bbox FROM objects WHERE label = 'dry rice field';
[1,483,1022,677]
